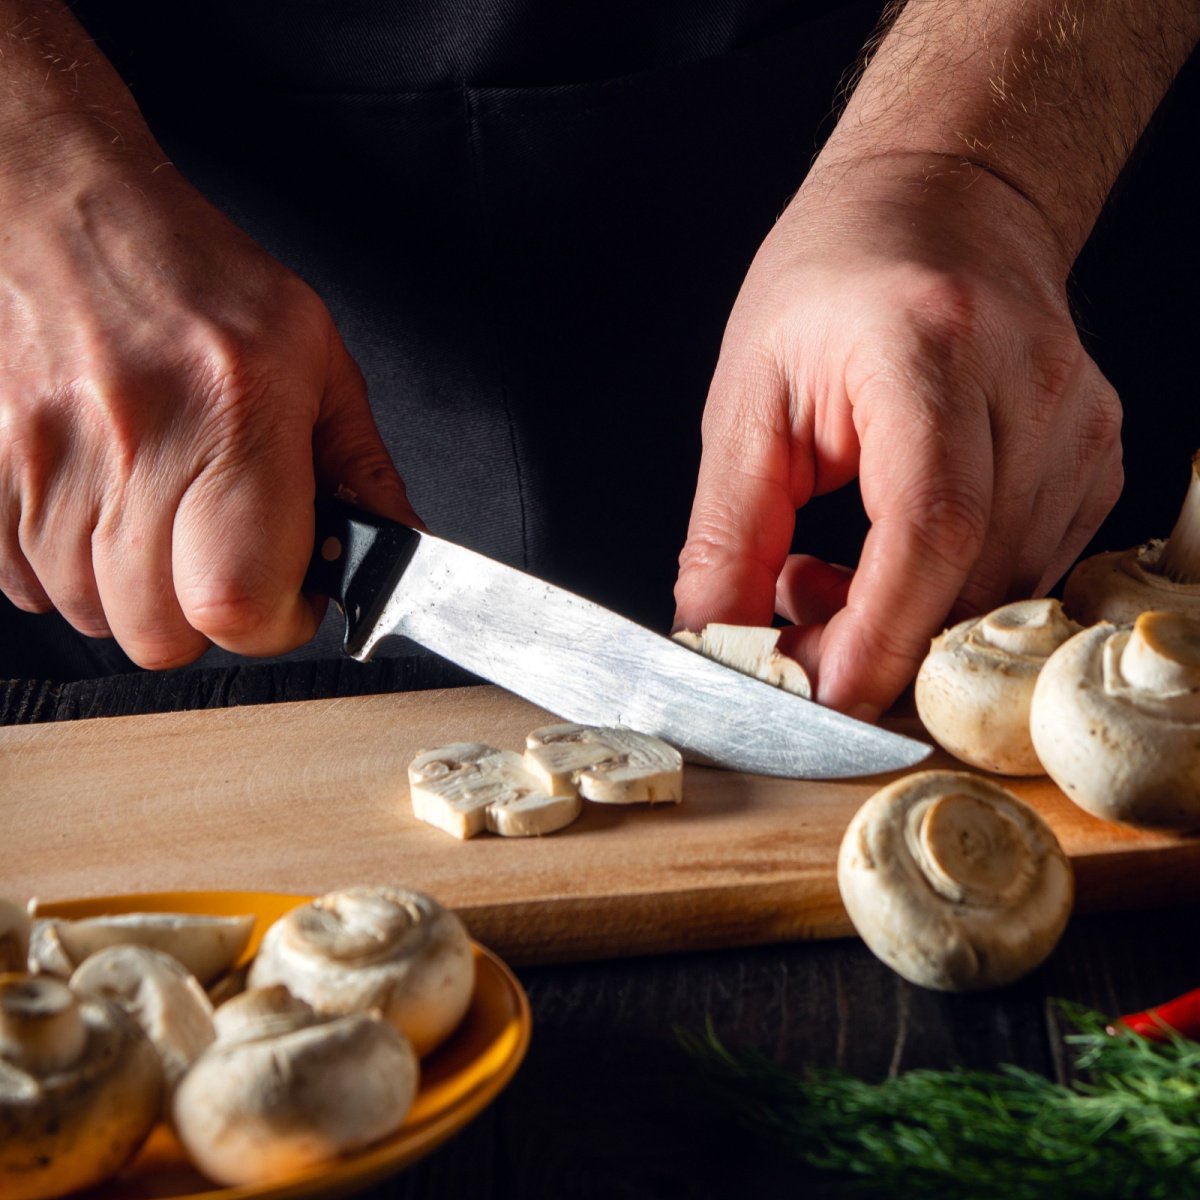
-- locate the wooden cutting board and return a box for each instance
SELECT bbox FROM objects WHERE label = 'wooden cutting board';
[2,685,1198,964]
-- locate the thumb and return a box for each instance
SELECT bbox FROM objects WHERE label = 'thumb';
[314,333,423,528]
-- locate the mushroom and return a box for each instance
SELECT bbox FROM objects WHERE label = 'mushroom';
[672,623,812,697]
[523,724,684,804]
[0,899,31,974]
[1063,450,1200,624]
[1030,610,1200,829]
[247,887,475,1057]
[836,770,1073,991]
[28,910,254,986]
[172,985,418,1187]
[0,974,162,1200]
[409,742,582,838]
[70,945,215,1102]
[914,598,1083,775]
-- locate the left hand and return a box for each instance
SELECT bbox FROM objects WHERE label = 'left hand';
[672,153,1124,720]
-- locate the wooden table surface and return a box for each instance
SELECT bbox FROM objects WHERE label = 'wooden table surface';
[4,654,1198,1199]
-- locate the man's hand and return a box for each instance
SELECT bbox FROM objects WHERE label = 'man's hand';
[0,3,416,668]
[674,0,1200,719]
[674,153,1121,719]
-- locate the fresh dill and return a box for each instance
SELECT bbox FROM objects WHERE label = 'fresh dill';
[679,1004,1200,1199]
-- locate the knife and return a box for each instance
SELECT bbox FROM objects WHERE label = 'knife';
[305,497,931,780]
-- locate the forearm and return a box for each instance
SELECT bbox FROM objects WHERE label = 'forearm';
[819,0,1200,268]
[0,0,166,198]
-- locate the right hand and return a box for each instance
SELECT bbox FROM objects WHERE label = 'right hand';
[0,161,417,668]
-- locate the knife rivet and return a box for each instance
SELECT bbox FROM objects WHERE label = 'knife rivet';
[320,536,343,563]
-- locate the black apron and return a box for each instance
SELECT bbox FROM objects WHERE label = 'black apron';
[10,2,888,673]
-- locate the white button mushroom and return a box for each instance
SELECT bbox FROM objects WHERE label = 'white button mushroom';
[247,887,475,1057]
[1030,610,1200,829]
[914,599,1083,775]
[69,945,216,1103]
[672,623,812,697]
[524,724,684,804]
[0,974,162,1200]
[837,770,1074,991]
[28,910,254,987]
[408,742,582,838]
[172,985,418,1187]
[1063,450,1200,624]
[0,898,31,974]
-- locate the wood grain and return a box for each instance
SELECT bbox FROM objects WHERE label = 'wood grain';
[2,684,1198,965]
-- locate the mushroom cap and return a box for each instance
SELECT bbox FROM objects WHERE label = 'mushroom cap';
[914,599,1082,776]
[836,770,1073,991]
[1030,612,1200,829]
[70,945,215,1100]
[29,912,254,986]
[524,725,683,804]
[247,887,475,1057]
[0,899,31,975]
[1062,542,1200,626]
[0,975,162,1200]
[172,1003,418,1187]
[408,742,581,838]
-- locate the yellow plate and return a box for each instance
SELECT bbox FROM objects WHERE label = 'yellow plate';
[36,891,532,1200]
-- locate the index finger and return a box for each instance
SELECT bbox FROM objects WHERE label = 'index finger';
[815,378,993,718]
[672,354,811,631]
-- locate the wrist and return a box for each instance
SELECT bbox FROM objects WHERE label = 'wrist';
[788,149,1076,287]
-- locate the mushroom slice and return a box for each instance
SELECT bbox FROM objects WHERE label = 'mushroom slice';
[1030,610,1200,829]
[0,974,162,1200]
[672,624,812,697]
[28,911,254,986]
[915,598,1083,775]
[247,887,475,1058]
[408,742,581,838]
[0,898,31,974]
[70,945,215,1102]
[1064,449,1200,624]
[837,770,1073,991]
[173,991,418,1187]
[524,725,683,804]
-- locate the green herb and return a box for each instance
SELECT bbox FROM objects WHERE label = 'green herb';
[679,1004,1200,1199]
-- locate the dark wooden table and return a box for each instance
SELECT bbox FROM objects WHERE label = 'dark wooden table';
[4,659,1197,1199]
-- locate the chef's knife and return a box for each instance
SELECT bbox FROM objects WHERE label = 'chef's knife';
[306,497,931,780]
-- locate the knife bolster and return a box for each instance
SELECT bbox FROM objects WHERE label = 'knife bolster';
[306,498,421,660]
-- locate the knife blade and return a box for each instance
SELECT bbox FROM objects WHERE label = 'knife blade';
[306,498,931,779]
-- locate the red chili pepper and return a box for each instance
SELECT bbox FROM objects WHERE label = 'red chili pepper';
[1111,986,1200,1042]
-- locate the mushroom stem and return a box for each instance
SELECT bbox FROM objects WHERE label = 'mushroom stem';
[1118,610,1200,694]
[0,975,87,1075]
[1157,451,1200,584]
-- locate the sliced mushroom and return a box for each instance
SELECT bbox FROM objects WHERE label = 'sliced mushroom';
[915,598,1083,775]
[28,911,254,986]
[247,887,475,1057]
[0,899,31,974]
[672,624,812,697]
[0,974,162,1200]
[70,945,215,1102]
[172,986,418,1187]
[409,742,582,838]
[837,770,1073,991]
[1030,610,1200,828]
[1064,450,1200,624]
[523,724,683,804]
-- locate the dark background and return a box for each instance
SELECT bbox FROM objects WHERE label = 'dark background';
[2,7,1198,683]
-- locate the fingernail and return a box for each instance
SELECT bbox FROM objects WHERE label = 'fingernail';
[846,702,881,724]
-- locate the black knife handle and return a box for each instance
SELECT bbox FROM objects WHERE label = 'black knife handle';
[305,497,421,655]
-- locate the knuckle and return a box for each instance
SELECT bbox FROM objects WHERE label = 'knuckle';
[902,481,990,574]
[181,581,275,644]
